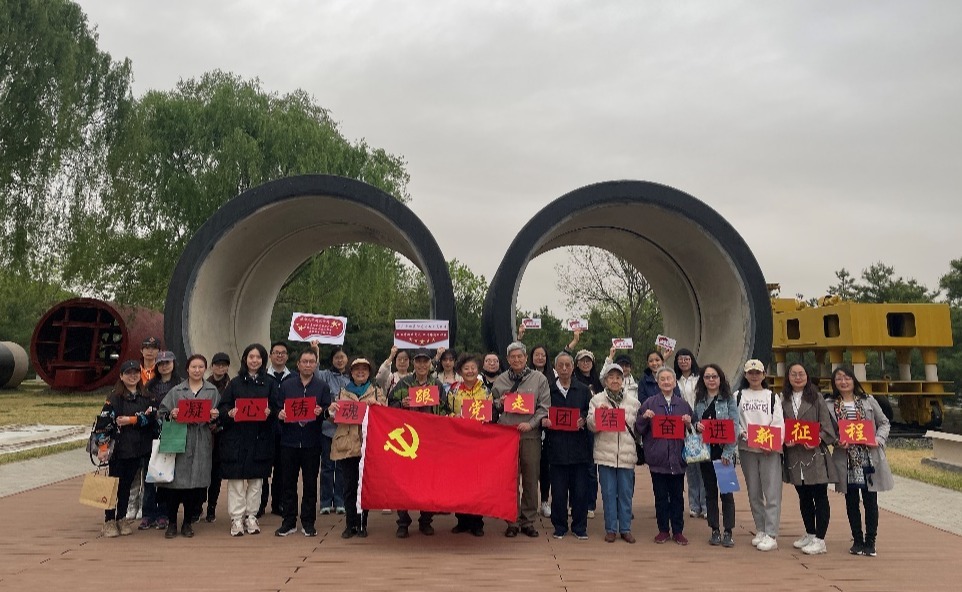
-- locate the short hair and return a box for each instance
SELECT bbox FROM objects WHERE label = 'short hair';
[270,341,289,354]
[655,366,676,381]
[455,353,482,373]
[554,351,574,365]
[186,353,208,368]
[298,349,318,362]
[506,341,526,356]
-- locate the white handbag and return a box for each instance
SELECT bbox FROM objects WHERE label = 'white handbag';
[146,439,176,483]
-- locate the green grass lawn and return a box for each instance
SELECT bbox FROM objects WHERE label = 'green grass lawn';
[886,446,962,493]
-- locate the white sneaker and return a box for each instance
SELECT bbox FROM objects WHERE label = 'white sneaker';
[757,534,778,552]
[245,516,261,535]
[230,519,244,537]
[689,510,697,518]
[794,533,815,549]
[587,510,595,519]
[540,502,551,517]
[751,532,765,547]
[802,537,827,555]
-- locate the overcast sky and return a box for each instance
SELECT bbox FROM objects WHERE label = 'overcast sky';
[78,0,961,316]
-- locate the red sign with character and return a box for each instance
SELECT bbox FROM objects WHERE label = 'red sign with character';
[504,393,535,415]
[652,415,685,439]
[785,419,820,446]
[176,399,212,423]
[549,406,580,431]
[747,424,782,451]
[460,399,492,422]
[409,385,440,408]
[838,420,877,446]
[595,407,626,432]
[701,419,736,444]
[234,398,267,422]
[334,400,367,425]
[284,397,315,423]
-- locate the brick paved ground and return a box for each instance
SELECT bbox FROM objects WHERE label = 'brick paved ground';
[1,467,958,592]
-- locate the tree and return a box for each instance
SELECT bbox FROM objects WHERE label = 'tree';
[554,246,663,348]
[62,70,410,308]
[827,268,858,301]
[448,259,488,355]
[0,0,132,274]
[940,258,962,307]
[855,262,938,303]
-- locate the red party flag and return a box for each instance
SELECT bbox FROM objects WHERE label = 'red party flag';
[785,419,821,446]
[549,406,580,431]
[838,420,877,446]
[504,393,535,415]
[409,385,440,408]
[334,400,366,425]
[594,407,626,432]
[284,397,315,423]
[652,415,685,439]
[176,399,211,423]
[460,399,493,422]
[233,398,267,422]
[360,406,520,522]
[747,424,783,451]
[701,419,736,444]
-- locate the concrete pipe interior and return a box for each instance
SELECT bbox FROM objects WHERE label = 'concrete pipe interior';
[483,180,771,379]
[165,175,455,366]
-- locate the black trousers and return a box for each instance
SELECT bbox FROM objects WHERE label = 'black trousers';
[163,487,203,525]
[260,433,283,513]
[454,513,484,530]
[651,472,685,535]
[699,461,735,532]
[341,456,367,530]
[205,433,222,511]
[539,438,551,503]
[845,484,878,542]
[280,445,322,527]
[549,462,588,535]
[105,456,144,522]
[796,483,830,539]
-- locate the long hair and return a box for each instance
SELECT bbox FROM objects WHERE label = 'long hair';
[694,363,732,405]
[782,362,821,405]
[146,364,181,393]
[111,377,144,398]
[830,365,867,400]
[240,343,269,377]
[527,344,553,377]
[737,372,770,391]
[673,348,700,378]
[643,349,665,377]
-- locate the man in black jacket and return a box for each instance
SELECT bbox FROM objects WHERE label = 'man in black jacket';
[541,351,593,540]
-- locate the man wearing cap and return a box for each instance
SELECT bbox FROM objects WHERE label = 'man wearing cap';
[492,342,550,538]
[140,336,161,385]
[388,348,444,538]
[203,352,231,523]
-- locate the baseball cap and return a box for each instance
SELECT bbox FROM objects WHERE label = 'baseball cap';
[211,352,230,365]
[575,349,595,362]
[120,359,140,374]
[412,348,433,360]
[142,336,160,349]
[350,357,373,371]
[744,359,765,373]
[157,351,175,363]
[601,362,624,378]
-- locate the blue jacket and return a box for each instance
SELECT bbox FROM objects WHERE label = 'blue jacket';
[693,394,739,462]
[636,393,692,475]
[278,374,332,449]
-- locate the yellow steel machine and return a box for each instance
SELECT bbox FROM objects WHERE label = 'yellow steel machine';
[770,292,953,428]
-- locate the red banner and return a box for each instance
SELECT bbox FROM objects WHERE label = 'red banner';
[595,407,626,432]
[701,419,736,444]
[360,406,520,521]
[460,399,492,422]
[747,424,783,451]
[284,397,316,423]
[409,385,440,408]
[652,415,685,439]
[785,419,821,446]
[549,406,580,431]
[334,400,366,425]
[234,398,267,422]
[838,420,877,446]
[176,399,212,423]
[504,393,535,415]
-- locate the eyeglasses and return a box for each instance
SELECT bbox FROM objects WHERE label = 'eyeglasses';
[789,372,807,378]
[703,375,719,380]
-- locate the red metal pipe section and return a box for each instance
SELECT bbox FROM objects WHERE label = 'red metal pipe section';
[30,298,164,391]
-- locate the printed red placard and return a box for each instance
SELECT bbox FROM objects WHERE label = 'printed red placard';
[652,415,685,439]
[334,400,367,425]
[504,393,535,415]
[700,419,736,444]
[594,407,626,432]
[409,385,440,408]
[747,424,783,451]
[549,406,580,431]
[838,420,877,446]
[284,397,316,423]
[176,399,212,423]
[234,398,267,422]
[785,419,821,446]
[460,399,493,422]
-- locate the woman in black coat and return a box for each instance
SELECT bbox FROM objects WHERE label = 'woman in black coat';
[217,343,280,537]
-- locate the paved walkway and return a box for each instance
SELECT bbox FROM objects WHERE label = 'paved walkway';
[1,450,960,591]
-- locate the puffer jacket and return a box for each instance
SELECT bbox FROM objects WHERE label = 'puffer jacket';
[331,382,386,460]
[587,391,640,469]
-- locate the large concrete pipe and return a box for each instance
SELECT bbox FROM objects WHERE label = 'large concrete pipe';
[164,175,456,366]
[482,180,771,377]
[0,341,29,389]
[30,298,164,391]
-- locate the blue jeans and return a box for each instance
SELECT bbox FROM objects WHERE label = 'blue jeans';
[686,462,706,514]
[142,481,165,521]
[320,434,344,508]
[597,465,634,534]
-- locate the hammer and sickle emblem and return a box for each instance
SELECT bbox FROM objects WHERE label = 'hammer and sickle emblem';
[384,423,420,459]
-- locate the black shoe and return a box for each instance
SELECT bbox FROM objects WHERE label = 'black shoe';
[470,527,484,537]
[520,525,539,538]
[849,541,864,555]
[721,531,734,548]
[451,524,469,534]
[863,537,877,557]
[396,525,409,539]
[341,526,356,539]
[275,523,297,537]
[302,525,317,537]
[419,523,435,536]
[504,526,519,538]
[709,530,721,546]
[181,523,194,538]
[357,527,368,538]
[255,508,266,519]
[205,509,216,523]
[190,513,201,524]
[165,524,178,539]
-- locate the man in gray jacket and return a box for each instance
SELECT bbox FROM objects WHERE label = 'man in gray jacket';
[492,341,550,538]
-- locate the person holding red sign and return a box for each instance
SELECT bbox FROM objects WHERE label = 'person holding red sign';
[137,350,180,531]
[736,359,785,552]
[274,349,331,538]
[589,363,642,543]
[542,351,592,540]
[158,354,220,538]
[693,363,738,547]
[388,348,445,538]
[636,366,692,545]
[217,343,281,537]
[827,366,893,558]
[328,356,387,539]
[780,363,839,555]
[446,353,494,536]
[674,348,706,521]
[491,341,550,539]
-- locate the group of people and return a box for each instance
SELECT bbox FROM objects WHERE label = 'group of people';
[91,332,893,558]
